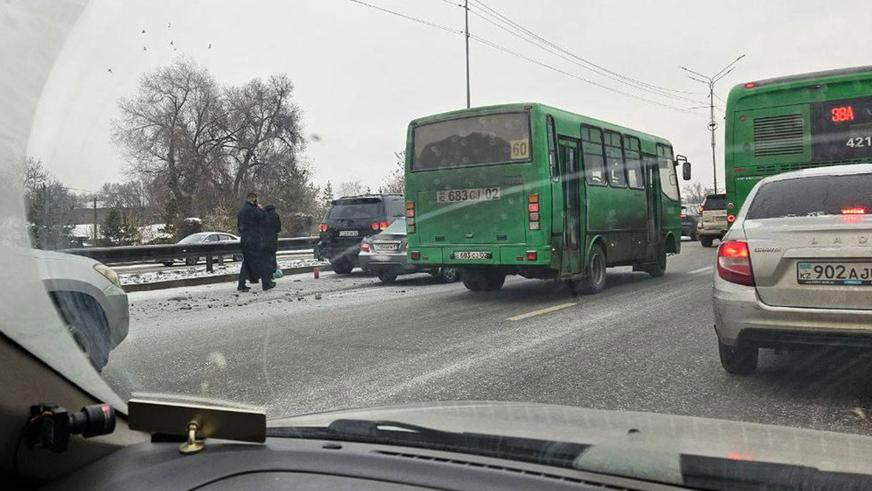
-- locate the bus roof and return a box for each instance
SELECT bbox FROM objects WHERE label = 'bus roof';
[408,102,672,147]
[727,65,872,109]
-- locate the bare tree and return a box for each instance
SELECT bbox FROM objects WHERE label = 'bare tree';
[378,151,405,194]
[24,158,79,249]
[337,180,369,197]
[681,181,713,206]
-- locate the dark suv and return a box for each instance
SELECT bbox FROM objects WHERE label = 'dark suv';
[316,194,405,274]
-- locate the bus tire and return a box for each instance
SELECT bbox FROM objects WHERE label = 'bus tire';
[700,236,714,248]
[435,267,459,283]
[481,272,506,291]
[645,246,667,278]
[461,270,483,291]
[577,244,607,295]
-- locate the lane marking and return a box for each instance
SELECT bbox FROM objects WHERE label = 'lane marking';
[508,302,576,321]
[688,266,713,275]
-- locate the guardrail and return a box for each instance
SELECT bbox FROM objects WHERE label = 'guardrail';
[61,237,319,272]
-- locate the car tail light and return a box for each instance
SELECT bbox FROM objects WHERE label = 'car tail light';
[525,251,537,261]
[842,207,868,215]
[319,223,328,233]
[371,221,389,231]
[680,213,687,219]
[410,251,420,260]
[727,214,736,223]
[528,194,540,230]
[718,240,754,286]
[360,242,370,252]
[406,201,416,233]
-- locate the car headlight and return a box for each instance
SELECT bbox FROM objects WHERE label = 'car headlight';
[94,263,122,288]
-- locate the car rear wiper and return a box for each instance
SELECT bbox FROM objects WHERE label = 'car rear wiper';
[267,419,588,469]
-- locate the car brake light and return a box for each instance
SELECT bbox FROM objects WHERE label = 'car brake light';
[727,214,736,223]
[680,213,687,219]
[379,221,389,231]
[360,242,370,252]
[319,223,328,232]
[525,251,537,261]
[842,207,868,215]
[370,222,379,231]
[717,240,754,286]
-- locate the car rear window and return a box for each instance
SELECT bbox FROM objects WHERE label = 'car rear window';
[328,198,382,219]
[746,173,872,219]
[702,195,726,210]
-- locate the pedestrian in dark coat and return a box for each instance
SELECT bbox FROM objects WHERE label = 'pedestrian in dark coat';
[263,204,282,273]
[236,192,274,291]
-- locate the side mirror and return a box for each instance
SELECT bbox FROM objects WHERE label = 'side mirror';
[682,161,692,181]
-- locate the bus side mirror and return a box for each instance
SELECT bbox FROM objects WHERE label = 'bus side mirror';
[682,161,692,181]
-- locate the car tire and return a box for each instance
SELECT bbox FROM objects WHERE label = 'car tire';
[332,258,354,275]
[700,236,714,248]
[162,261,174,267]
[718,339,758,375]
[185,257,199,266]
[378,272,398,283]
[573,244,607,295]
[690,231,698,241]
[51,292,111,371]
[435,267,459,283]
[233,254,243,262]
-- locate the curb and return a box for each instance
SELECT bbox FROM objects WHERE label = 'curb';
[123,264,332,293]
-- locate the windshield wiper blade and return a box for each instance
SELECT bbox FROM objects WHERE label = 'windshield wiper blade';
[268,419,588,469]
[682,455,872,491]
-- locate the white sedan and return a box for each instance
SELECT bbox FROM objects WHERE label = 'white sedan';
[713,164,872,375]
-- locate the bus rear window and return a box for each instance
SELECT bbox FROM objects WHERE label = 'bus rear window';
[412,112,531,171]
[746,173,872,219]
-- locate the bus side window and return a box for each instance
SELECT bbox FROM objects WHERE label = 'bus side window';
[581,125,606,185]
[657,144,680,201]
[546,115,558,180]
[624,136,644,190]
[604,131,626,187]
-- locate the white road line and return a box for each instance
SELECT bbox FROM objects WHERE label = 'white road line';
[508,302,577,321]
[688,266,713,275]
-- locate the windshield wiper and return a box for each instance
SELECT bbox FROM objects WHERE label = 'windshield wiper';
[267,419,588,469]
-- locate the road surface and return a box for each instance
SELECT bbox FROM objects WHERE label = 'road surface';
[102,241,872,436]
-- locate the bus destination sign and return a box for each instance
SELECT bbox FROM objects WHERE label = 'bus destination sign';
[812,96,872,161]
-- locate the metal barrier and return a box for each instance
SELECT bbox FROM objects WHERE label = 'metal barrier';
[60,237,319,272]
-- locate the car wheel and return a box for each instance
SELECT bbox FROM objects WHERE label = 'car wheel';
[162,261,174,267]
[435,267,459,283]
[378,272,398,283]
[690,231,698,241]
[332,258,354,275]
[572,244,607,295]
[185,257,199,266]
[700,236,714,248]
[233,254,243,262]
[51,292,111,371]
[718,339,758,375]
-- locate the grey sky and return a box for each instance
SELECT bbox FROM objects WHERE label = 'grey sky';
[26,0,866,194]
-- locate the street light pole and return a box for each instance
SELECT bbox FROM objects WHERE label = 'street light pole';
[464,0,470,108]
[680,54,745,193]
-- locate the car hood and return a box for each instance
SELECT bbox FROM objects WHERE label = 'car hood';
[272,401,872,476]
[30,248,99,279]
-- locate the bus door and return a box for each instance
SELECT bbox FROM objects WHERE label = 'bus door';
[558,138,582,274]
[642,154,661,261]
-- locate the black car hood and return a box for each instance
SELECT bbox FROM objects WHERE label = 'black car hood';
[272,401,872,477]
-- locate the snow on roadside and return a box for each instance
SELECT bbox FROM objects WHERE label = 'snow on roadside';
[120,257,327,285]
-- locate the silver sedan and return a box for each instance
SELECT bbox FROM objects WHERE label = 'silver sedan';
[358,219,458,284]
[713,164,872,375]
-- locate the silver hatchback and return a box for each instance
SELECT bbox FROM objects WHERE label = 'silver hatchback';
[713,164,872,375]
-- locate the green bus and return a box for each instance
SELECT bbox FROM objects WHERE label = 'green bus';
[725,65,872,219]
[404,103,690,293]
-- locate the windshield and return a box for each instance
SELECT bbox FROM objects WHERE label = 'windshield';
[7,1,872,486]
[747,173,872,219]
[412,112,531,171]
[327,199,382,219]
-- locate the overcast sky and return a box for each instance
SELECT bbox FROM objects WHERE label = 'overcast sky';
[25,0,869,194]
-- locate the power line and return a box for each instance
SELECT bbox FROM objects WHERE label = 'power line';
[348,0,462,34]
[469,0,703,100]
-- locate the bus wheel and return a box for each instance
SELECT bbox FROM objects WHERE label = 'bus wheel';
[576,244,607,294]
[461,270,483,291]
[481,272,506,291]
[435,267,459,283]
[645,246,667,278]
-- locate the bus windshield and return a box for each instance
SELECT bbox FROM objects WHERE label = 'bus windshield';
[412,112,531,171]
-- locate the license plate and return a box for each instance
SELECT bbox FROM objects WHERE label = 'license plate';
[338,230,358,237]
[454,251,492,260]
[797,262,872,285]
[374,242,399,251]
[437,187,500,203]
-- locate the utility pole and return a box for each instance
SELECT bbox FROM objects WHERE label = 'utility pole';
[680,54,745,193]
[93,197,98,242]
[464,0,470,108]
